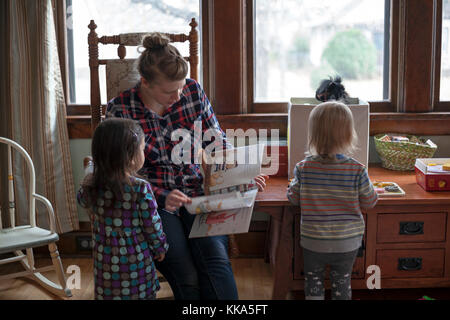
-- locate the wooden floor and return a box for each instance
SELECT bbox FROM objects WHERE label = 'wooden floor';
[1,257,449,300]
[0,257,273,300]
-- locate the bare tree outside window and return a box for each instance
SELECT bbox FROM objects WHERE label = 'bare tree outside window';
[254,0,387,102]
[67,0,200,104]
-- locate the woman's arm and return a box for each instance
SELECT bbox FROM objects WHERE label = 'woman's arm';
[195,81,270,191]
[358,167,379,209]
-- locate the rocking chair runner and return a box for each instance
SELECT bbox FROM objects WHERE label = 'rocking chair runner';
[87,18,240,258]
[0,137,71,297]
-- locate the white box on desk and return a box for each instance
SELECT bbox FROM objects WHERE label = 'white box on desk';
[288,97,369,179]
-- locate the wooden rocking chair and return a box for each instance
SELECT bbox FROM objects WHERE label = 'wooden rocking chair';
[0,137,71,298]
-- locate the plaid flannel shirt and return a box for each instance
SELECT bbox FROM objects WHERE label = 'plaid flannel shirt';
[106,78,231,208]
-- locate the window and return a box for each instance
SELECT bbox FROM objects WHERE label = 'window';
[254,0,389,103]
[64,0,450,138]
[66,0,200,104]
[441,0,450,101]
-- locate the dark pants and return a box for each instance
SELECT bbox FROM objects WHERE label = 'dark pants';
[302,248,358,300]
[154,208,238,300]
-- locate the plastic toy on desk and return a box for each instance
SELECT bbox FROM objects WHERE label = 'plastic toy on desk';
[372,181,406,197]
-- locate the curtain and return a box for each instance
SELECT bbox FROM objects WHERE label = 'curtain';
[0,0,79,233]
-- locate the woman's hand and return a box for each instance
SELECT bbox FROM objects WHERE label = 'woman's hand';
[165,189,192,212]
[254,174,269,192]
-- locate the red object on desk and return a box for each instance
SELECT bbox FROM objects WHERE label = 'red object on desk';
[415,159,450,191]
[415,167,450,191]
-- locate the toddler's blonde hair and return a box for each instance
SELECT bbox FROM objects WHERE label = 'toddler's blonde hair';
[307,101,357,158]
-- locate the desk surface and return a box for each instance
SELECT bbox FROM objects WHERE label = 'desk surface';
[256,165,450,206]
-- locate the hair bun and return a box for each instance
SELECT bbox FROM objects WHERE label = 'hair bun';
[142,33,170,50]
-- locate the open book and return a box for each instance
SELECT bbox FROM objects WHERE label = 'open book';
[186,144,265,238]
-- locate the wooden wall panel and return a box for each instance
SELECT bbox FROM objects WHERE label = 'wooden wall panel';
[208,0,247,114]
[398,0,435,112]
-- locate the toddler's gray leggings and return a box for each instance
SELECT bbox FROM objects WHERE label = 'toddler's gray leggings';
[302,248,359,300]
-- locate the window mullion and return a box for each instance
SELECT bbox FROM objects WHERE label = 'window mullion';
[397,0,435,112]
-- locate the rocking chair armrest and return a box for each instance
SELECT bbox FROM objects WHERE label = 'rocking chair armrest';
[33,193,57,233]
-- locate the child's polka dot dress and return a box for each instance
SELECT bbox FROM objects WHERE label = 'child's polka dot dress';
[78,178,168,300]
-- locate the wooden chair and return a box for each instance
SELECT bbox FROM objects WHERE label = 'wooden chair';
[87,19,240,258]
[0,137,71,298]
[88,18,199,133]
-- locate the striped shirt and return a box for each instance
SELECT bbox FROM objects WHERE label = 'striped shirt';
[287,154,378,253]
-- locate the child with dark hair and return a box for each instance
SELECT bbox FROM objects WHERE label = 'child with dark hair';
[315,76,349,103]
[77,118,168,300]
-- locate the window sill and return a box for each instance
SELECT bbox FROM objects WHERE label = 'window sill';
[370,112,450,135]
[67,112,450,139]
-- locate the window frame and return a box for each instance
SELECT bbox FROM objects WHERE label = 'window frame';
[60,0,450,139]
[247,0,398,114]
[434,0,450,111]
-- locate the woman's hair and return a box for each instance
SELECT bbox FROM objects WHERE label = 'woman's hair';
[81,118,145,205]
[137,32,188,84]
[307,101,357,158]
[315,76,349,103]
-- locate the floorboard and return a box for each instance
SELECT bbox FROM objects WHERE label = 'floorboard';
[0,257,449,300]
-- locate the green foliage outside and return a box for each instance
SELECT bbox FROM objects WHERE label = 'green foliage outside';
[288,34,310,68]
[321,29,377,80]
[309,62,338,91]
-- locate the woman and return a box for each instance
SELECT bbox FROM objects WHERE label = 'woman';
[106,33,267,300]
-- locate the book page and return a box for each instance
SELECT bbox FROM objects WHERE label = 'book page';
[185,189,258,214]
[188,203,255,238]
[204,144,264,192]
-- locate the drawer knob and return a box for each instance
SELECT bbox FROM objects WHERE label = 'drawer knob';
[399,222,424,235]
[398,257,422,271]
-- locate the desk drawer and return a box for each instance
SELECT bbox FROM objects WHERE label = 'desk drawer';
[377,212,447,243]
[376,249,445,278]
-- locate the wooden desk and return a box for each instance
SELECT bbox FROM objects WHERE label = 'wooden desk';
[255,165,450,299]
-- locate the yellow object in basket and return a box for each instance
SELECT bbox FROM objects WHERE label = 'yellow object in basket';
[443,163,450,171]
[428,163,437,166]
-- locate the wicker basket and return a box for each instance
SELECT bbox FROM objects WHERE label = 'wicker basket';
[374,134,437,171]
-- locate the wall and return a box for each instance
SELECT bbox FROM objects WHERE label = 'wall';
[70,139,92,222]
